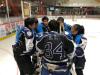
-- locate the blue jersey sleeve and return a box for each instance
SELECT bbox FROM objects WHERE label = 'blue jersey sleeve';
[64,23,71,33]
[37,23,43,33]
[16,25,24,43]
[75,35,82,44]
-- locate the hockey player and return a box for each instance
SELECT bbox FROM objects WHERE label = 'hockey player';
[37,16,50,33]
[12,17,38,75]
[57,17,71,34]
[36,20,74,75]
[69,24,87,75]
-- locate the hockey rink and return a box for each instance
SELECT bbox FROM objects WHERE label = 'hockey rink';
[0,18,100,75]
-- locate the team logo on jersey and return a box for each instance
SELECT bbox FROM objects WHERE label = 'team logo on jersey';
[27,31,32,37]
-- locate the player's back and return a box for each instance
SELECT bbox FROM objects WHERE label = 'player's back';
[37,31,74,63]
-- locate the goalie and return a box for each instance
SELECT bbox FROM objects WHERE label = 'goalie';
[36,20,74,75]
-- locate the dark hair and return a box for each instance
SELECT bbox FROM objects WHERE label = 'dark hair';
[57,17,64,22]
[42,16,49,21]
[24,17,38,28]
[74,24,85,35]
[48,20,59,32]
[79,25,85,34]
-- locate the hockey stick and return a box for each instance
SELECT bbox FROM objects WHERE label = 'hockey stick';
[59,23,65,34]
[70,63,77,75]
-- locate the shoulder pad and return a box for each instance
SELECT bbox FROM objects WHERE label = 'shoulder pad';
[36,33,43,38]
[23,27,33,39]
[27,31,32,36]
[36,32,48,41]
[26,31,33,39]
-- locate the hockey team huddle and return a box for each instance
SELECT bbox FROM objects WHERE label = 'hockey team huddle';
[12,16,87,75]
